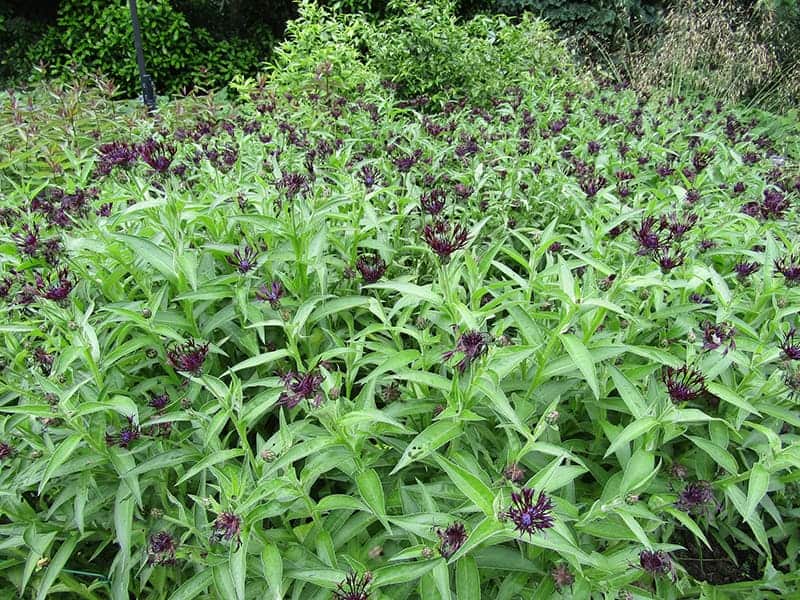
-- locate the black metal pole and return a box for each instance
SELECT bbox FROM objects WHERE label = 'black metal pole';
[129,0,156,111]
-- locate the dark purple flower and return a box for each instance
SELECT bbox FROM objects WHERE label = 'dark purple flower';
[504,487,554,536]
[11,223,42,258]
[692,150,714,172]
[548,242,562,254]
[653,247,685,272]
[656,164,675,178]
[360,165,379,188]
[663,365,706,404]
[211,511,242,545]
[548,118,567,133]
[734,261,760,279]
[167,338,209,376]
[106,417,141,448]
[96,203,112,217]
[700,321,736,354]
[356,254,387,284]
[455,137,480,159]
[443,330,490,373]
[0,442,14,461]
[775,255,800,286]
[742,151,759,165]
[639,550,675,579]
[35,268,74,301]
[761,189,789,219]
[580,175,607,198]
[633,217,663,255]
[279,370,324,409]
[138,139,176,174]
[148,393,170,411]
[551,563,575,590]
[741,201,761,218]
[660,211,697,241]
[454,183,473,199]
[334,571,372,600]
[256,281,284,308]
[690,292,711,305]
[781,328,800,361]
[698,239,716,252]
[227,245,258,274]
[276,172,310,200]
[420,189,446,215]
[732,182,746,194]
[587,140,601,154]
[394,150,422,172]
[423,219,470,262]
[147,531,177,566]
[33,347,54,374]
[675,481,716,514]
[436,522,467,558]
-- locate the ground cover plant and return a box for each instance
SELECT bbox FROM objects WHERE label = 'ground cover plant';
[1,2,800,598]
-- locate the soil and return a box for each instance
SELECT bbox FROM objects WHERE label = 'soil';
[672,526,761,585]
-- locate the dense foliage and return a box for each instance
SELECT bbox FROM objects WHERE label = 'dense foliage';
[2,2,800,599]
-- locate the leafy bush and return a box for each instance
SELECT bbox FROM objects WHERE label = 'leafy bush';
[26,0,271,98]
[369,0,573,108]
[2,46,800,597]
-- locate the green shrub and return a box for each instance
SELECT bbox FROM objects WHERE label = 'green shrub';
[26,0,271,98]
[369,0,574,108]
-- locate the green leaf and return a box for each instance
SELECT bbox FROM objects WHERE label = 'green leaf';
[620,449,655,494]
[559,333,600,399]
[363,280,442,303]
[706,382,760,416]
[35,535,79,600]
[604,417,659,458]
[663,507,711,550]
[372,559,439,588]
[686,436,738,475]
[434,455,495,517]
[456,556,481,600]
[167,569,213,600]
[114,233,178,286]
[176,449,244,485]
[261,543,283,599]
[230,349,290,372]
[357,469,386,519]
[745,462,770,520]
[391,421,462,475]
[39,434,83,495]
[608,365,648,419]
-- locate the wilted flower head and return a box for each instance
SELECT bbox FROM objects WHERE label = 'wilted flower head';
[503,462,526,484]
[675,481,717,514]
[356,254,387,284]
[279,369,324,409]
[663,365,706,404]
[781,328,800,361]
[551,563,575,590]
[436,522,467,558]
[775,255,800,286]
[504,487,554,536]
[423,219,470,262]
[443,330,490,373]
[33,347,55,374]
[700,321,736,354]
[167,338,209,376]
[256,281,284,308]
[147,531,177,566]
[227,245,258,274]
[211,512,242,545]
[638,550,675,580]
[334,571,372,600]
[0,442,15,462]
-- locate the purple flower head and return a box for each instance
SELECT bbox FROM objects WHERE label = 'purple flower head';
[356,254,387,284]
[148,393,170,411]
[256,281,284,309]
[167,338,209,376]
[732,182,746,195]
[742,151,759,165]
[147,531,177,566]
[692,150,714,172]
[106,417,141,448]
[734,261,760,279]
[334,571,372,600]
[551,563,575,590]
[35,268,74,301]
[653,246,685,272]
[548,118,567,134]
[138,139,176,174]
[656,164,675,178]
[633,217,664,255]
[587,140,601,154]
[455,137,480,159]
[689,292,711,305]
[698,239,716,253]
[227,245,259,274]
[423,219,470,262]
[394,150,422,173]
[211,511,242,545]
[96,141,138,175]
[548,242,562,254]
[420,189,446,215]
[504,487,554,536]
[775,255,800,286]
[454,183,473,200]
[675,481,717,514]
[443,330,490,373]
[700,321,736,354]
[11,223,41,257]
[660,211,698,241]
[276,172,310,200]
[96,203,113,217]
[580,175,607,198]
[741,201,761,218]
[279,370,324,409]
[436,522,467,558]
[663,365,706,404]
[0,442,15,461]
[639,550,675,579]
[761,189,788,219]
[781,328,800,361]
[360,165,379,189]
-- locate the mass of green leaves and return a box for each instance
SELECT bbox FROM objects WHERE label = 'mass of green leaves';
[1,2,800,599]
